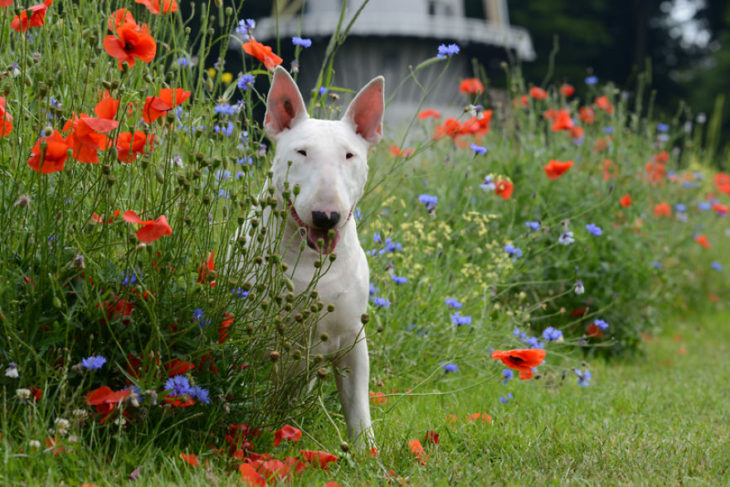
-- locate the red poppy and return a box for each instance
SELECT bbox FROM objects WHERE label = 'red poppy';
[242,38,283,70]
[299,450,338,469]
[494,179,513,200]
[107,8,136,32]
[0,96,12,137]
[559,83,575,97]
[179,453,200,467]
[529,86,547,100]
[417,108,441,119]
[44,436,65,456]
[239,464,265,486]
[459,77,484,95]
[620,194,632,207]
[712,203,728,215]
[543,109,557,122]
[389,145,414,158]
[594,95,613,113]
[579,106,595,124]
[645,160,666,184]
[695,234,711,249]
[165,359,195,376]
[433,117,461,139]
[85,386,131,423]
[10,0,52,32]
[586,323,603,338]
[197,250,215,285]
[714,173,730,195]
[653,203,671,217]
[95,91,120,120]
[104,22,157,69]
[274,425,302,447]
[424,430,439,445]
[491,349,546,380]
[467,412,493,423]
[408,439,428,465]
[570,125,584,141]
[123,210,173,243]
[0,0,14,6]
[603,159,618,180]
[143,88,191,123]
[100,297,134,324]
[219,312,234,344]
[27,130,71,173]
[116,131,153,163]
[135,0,177,14]
[458,110,493,137]
[369,391,387,404]
[63,113,118,164]
[551,109,574,131]
[543,159,574,180]
[29,387,42,401]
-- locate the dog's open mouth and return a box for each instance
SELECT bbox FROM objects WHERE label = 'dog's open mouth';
[287,201,341,254]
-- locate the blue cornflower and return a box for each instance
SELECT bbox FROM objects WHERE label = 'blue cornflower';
[651,261,663,269]
[575,280,585,295]
[480,175,495,192]
[373,232,382,243]
[542,326,563,341]
[165,375,193,396]
[381,238,403,254]
[216,169,231,181]
[214,121,234,137]
[392,275,407,284]
[442,363,458,373]
[450,312,472,326]
[194,308,210,328]
[525,221,540,231]
[238,73,255,90]
[445,298,463,309]
[177,57,191,67]
[502,369,514,385]
[235,18,256,37]
[190,385,210,404]
[231,287,249,299]
[215,104,237,116]
[81,355,107,370]
[318,86,328,95]
[371,296,391,308]
[675,203,687,212]
[522,336,543,349]
[120,269,140,286]
[418,194,438,211]
[218,189,230,199]
[500,392,514,404]
[559,231,575,245]
[698,202,711,211]
[470,143,487,155]
[586,223,603,236]
[437,43,460,58]
[711,261,723,271]
[585,75,598,85]
[594,319,609,330]
[504,243,523,259]
[656,123,669,132]
[354,207,362,220]
[369,283,379,295]
[292,36,312,48]
[575,369,592,387]
[603,126,614,134]
[237,156,253,165]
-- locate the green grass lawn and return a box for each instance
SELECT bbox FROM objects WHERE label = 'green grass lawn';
[6,309,726,485]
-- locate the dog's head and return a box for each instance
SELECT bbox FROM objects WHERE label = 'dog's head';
[264,66,384,254]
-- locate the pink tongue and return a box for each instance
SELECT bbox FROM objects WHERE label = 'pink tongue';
[306,227,340,254]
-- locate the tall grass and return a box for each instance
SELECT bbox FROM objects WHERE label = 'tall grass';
[0,0,728,484]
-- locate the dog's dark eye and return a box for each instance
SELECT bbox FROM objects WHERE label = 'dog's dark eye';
[346,152,354,160]
[297,149,307,157]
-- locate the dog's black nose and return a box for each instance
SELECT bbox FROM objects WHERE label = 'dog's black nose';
[312,210,340,229]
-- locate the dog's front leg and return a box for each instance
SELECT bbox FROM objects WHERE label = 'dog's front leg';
[334,330,374,449]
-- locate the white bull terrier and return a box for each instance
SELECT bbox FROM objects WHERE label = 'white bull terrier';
[261,66,384,447]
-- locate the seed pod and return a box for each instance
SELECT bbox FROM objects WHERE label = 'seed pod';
[269,351,280,362]
[317,367,328,378]
[285,278,295,292]
[52,296,62,309]
[361,313,370,324]
[155,168,165,184]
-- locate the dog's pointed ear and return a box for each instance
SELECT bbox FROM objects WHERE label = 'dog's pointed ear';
[264,66,309,139]
[342,76,384,145]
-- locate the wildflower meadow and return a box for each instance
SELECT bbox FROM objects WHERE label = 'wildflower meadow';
[1,0,728,485]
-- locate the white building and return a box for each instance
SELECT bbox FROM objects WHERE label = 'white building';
[235,0,534,122]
